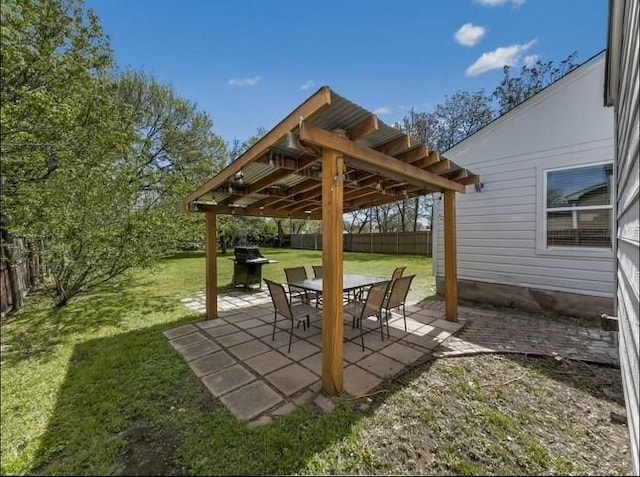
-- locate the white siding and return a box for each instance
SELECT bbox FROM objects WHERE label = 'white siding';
[609,0,639,473]
[434,53,615,301]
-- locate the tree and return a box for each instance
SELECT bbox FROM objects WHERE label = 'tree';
[1,0,229,306]
[428,90,493,151]
[1,0,133,305]
[493,52,579,115]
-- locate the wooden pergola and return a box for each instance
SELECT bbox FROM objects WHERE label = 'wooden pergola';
[184,86,478,394]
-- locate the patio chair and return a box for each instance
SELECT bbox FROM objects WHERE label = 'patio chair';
[381,275,415,335]
[391,266,406,282]
[311,265,323,307]
[344,281,390,351]
[264,279,321,353]
[283,266,310,304]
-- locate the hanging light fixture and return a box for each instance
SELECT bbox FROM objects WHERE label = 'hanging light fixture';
[376,181,383,190]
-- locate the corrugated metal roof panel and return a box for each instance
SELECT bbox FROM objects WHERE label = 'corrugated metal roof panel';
[189,86,477,213]
[308,91,408,149]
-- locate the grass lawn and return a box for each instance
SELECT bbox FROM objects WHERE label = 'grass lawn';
[0,249,630,475]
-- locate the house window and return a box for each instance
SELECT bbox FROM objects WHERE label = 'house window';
[545,163,613,248]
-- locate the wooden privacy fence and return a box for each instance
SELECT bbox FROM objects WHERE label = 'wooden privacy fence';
[290,231,432,256]
[0,237,38,317]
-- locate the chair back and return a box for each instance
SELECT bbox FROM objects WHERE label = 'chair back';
[312,265,323,278]
[387,275,414,308]
[284,266,307,284]
[264,279,292,319]
[390,266,406,282]
[362,281,390,318]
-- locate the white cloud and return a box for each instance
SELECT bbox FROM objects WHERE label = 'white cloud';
[454,23,487,47]
[299,80,315,91]
[474,0,525,6]
[228,76,261,87]
[524,54,540,67]
[373,107,391,115]
[466,39,536,76]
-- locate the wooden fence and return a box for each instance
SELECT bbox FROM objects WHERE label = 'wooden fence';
[290,231,432,256]
[0,237,36,317]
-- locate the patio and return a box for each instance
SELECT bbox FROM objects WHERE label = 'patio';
[184,86,480,394]
[166,291,618,427]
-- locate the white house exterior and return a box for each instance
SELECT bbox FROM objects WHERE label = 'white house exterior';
[433,52,616,318]
[605,0,639,473]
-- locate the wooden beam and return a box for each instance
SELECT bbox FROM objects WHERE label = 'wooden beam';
[397,144,429,164]
[299,123,465,193]
[444,189,457,322]
[378,135,411,156]
[193,202,320,220]
[412,151,441,169]
[321,148,344,394]
[184,86,331,206]
[347,115,379,140]
[250,180,320,210]
[218,156,319,206]
[205,212,217,320]
[456,174,481,186]
[426,159,453,175]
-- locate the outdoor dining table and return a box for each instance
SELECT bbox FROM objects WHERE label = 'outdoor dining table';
[288,274,388,295]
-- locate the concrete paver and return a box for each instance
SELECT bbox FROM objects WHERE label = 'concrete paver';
[202,364,255,397]
[167,290,619,425]
[245,350,292,375]
[178,339,221,361]
[189,351,236,377]
[266,363,318,396]
[169,332,207,350]
[221,381,283,421]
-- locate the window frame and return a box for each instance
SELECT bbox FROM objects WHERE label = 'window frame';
[536,161,614,257]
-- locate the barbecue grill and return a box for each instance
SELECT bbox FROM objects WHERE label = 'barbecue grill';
[231,246,277,289]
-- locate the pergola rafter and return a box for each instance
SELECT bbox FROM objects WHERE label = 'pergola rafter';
[184,86,478,395]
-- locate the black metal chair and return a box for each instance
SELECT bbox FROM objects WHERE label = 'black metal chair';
[311,265,323,307]
[381,275,415,335]
[264,279,320,353]
[344,281,390,351]
[283,266,310,304]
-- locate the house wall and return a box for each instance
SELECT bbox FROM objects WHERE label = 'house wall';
[607,0,639,473]
[433,52,615,319]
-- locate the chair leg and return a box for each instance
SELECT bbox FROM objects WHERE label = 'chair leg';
[402,303,407,331]
[378,311,384,341]
[359,314,365,352]
[272,311,277,340]
[385,308,391,339]
[288,318,294,353]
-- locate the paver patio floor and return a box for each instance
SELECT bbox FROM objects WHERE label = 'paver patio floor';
[168,290,618,426]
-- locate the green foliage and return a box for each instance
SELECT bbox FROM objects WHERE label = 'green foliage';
[0,0,227,305]
[493,51,579,115]
[427,90,494,151]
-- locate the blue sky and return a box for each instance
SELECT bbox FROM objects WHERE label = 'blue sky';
[87,0,609,144]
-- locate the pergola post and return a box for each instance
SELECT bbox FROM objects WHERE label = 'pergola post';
[205,212,218,320]
[443,189,458,321]
[321,148,344,394]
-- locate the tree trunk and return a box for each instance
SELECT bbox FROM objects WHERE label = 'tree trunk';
[28,241,40,288]
[1,231,23,313]
[413,197,420,231]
